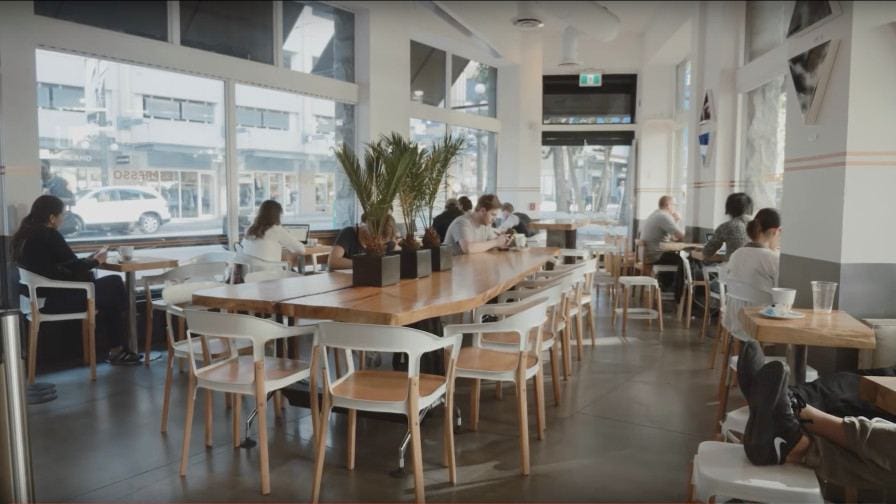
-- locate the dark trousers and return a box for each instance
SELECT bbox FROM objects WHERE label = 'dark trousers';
[791,366,896,422]
[39,275,130,354]
[649,251,681,298]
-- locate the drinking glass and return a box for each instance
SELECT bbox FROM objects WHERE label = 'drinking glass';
[811,281,838,313]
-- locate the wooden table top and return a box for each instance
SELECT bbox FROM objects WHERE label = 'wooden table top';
[529,220,591,231]
[689,249,724,262]
[98,256,179,273]
[192,272,354,314]
[279,247,559,325]
[304,245,332,256]
[859,376,896,416]
[739,307,876,349]
[659,242,703,252]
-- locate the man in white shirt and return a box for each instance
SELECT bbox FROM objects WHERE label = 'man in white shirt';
[444,194,511,255]
[496,202,520,232]
[639,195,685,265]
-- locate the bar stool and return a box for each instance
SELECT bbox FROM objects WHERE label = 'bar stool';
[612,276,663,336]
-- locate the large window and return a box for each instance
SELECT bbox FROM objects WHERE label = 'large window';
[543,74,637,125]
[236,84,355,233]
[34,1,168,41]
[180,1,275,64]
[745,1,790,63]
[742,76,787,209]
[410,41,447,107]
[409,119,496,204]
[676,60,692,114]
[450,55,496,117]
[37,49,226,241]
[282,1,355,82]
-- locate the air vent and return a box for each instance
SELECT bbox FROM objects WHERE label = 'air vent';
[512,16,544,29]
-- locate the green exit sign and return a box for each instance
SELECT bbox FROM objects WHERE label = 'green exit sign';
[579,72,603,87]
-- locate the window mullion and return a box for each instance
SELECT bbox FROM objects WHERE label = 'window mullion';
[273,1,284,68]
[167,0,181,45]
[225,80,239,246]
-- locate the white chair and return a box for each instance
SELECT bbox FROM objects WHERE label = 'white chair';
[594,251,622,306]
[18,268,96,383]
[179,309,314,496]
[612,276,664,336]
[689,441,823,503]
[186,250,236,265]
[143,262,228,367]
[707,265,727,369]
[719,405,749,443]
[448,297,549,476]
[310,322,461,503]
[233,252,290,273]
[676,251,709,337]
[244,269,301,283]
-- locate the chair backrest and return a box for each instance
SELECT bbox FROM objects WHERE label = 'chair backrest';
[18,267,95,300]
[147,262,228,287]
[316,322,461,381]
[445,296,549,354]
[161,280,224,306]
[233,252,289,273]
[188,250,235,265]
[244,269,302,283]
[679,251,694,283]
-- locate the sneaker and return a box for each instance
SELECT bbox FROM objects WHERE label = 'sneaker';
[109,350,142,366]
[737,340,766,398]
[743,361,804,465]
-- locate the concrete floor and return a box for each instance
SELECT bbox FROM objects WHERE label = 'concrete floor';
[27,297,725,502]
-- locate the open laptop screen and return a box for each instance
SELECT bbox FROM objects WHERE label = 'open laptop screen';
[283,224,310,243]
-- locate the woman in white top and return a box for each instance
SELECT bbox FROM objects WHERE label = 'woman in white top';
[723,208,782,335]
[241,200,306,262]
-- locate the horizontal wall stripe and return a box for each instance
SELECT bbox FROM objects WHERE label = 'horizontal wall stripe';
[785,150,896,164]
[784,161,896,172]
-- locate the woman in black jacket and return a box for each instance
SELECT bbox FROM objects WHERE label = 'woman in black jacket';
[12,195,139,364]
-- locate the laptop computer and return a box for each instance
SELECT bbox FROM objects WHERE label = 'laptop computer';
[283,223,310,244]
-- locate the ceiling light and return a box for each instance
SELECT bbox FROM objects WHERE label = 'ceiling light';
[512,2,544,30]
[559,26,582,67]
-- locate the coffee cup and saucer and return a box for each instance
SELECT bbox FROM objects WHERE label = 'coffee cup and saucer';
[760,288,806,319]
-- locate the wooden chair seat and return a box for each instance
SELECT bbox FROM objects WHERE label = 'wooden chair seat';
[331,370,446,403]
[197,355,310,386]
[481,326,555,346]
[457,347,537,374]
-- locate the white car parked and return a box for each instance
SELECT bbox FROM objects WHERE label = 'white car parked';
[66,186,172,235]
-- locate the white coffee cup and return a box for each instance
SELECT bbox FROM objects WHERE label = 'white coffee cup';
[770,287,796,314]
[514,234,527,248]
[118,245,134,261]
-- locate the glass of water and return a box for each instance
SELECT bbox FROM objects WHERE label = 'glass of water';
[810,281,838,313]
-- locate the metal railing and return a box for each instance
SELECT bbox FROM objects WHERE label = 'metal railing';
[1,309,33,503]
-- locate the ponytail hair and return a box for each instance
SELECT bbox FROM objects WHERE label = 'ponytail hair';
[746,208,781,241]
[11,195,66,262]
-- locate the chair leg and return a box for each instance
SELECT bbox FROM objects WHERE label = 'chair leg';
[273,391,283,421]
[311,395,332,504]
[495,381,503,400]
[534,368,546,441]
[160,349,176,433]
[443,384,457,485]
[714,335,734,434]
[655,286,664,332]
[144,301,154,367]
[179,374,197,477]
[254,362,271,495]
[87,300,96,381]
[469,378,480,431]
[647,287,654,328]
[708,329,721,370]
[611,287,619,327]
[82,319,89,365]
[586,304,596,347]
[574,311,584,361]
[686,286,694,329]
[622,285,629,336]
[701,286,710,339]
[559,327,571,380]
[232,393,241,448]
[346,409,357,470]
[515,364,530,476]
[27,319,39,385]
[549,347,561,406]
[408,377,425,503]
[309,345,321,449]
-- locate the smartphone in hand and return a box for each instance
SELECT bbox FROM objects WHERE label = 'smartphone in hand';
[89,245,109,259]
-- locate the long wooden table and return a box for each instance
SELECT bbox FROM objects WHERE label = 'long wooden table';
[192,247,559,325]
[739,307,876,384]
[860,376,896,416]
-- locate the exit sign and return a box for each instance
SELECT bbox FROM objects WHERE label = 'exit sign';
[579,72,603,87]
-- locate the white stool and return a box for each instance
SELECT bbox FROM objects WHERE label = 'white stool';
[720,405,749,442]
[612,276,663,335]
[690,441,823,503]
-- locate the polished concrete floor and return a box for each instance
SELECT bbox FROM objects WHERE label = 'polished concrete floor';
[27,297,725,502]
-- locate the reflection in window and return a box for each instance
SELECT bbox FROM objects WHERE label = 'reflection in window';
[742,76,787,209]
[282,1,355,82]
[449,126,496,201]
[180,1,274,64]
[450,56,496,117]
[676,59,691,114]
[36,49,226,241]
[543,74,637,125]
[37,83,85,111]
[410,41,446,107]
[34,0,168,41]
[236,85,355,232]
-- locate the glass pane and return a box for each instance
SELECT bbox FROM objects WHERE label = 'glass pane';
[450,55,496,117]
[181,100,215,123]
[180,1,274,64]
[282,1,355,82]
[410,41,446,107]
[34,1,168,41]
[543,93,633,124]
[746,1,790,62]
[539,144,631,231]
[53,85,86,110]
[36,49,226,242]
[37,83,52,109]
[742,76,787,209]
[236,84,355,232]
[676,60,691,113]
[236,106,263,128]
[448,126,496,202]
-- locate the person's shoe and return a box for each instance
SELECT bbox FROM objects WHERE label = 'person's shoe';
[743,361,803,465]
[737,340,766,399]
[109,349,142,365]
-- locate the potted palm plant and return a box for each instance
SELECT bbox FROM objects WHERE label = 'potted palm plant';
[334,136,414,287]
[418,134,465,271]
[390,134,432,279]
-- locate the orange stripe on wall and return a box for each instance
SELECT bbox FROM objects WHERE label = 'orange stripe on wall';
[785,151,896,164]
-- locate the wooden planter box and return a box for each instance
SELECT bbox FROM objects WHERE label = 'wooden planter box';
[399,248,432,279]
[352,253,400,287]
[428,244,453,272]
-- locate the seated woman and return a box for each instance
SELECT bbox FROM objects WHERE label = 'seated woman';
[241,200,306,263]
[12,195,139,364]
[703,192,753,259]
[328,214,397,270]
[723,207,781,336]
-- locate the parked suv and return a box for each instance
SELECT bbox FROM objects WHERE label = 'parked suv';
[65,186,172,235]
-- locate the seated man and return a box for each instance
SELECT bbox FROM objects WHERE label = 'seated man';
[432,198,464,243]
[458,196,473,214]
[496,202,520,233]
[640,195,685,266]
[444,194,511,255]
[327,214,397,270]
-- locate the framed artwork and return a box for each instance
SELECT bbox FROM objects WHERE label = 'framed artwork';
[788,39,840,124]
[699,90,714,124]
[787,1,841,38]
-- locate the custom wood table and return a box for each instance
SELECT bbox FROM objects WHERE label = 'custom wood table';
[98,256,179,353]
[739,307,876,384]
[859,376,896,416]
[192,271,353,314]
[659,242,703,252]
